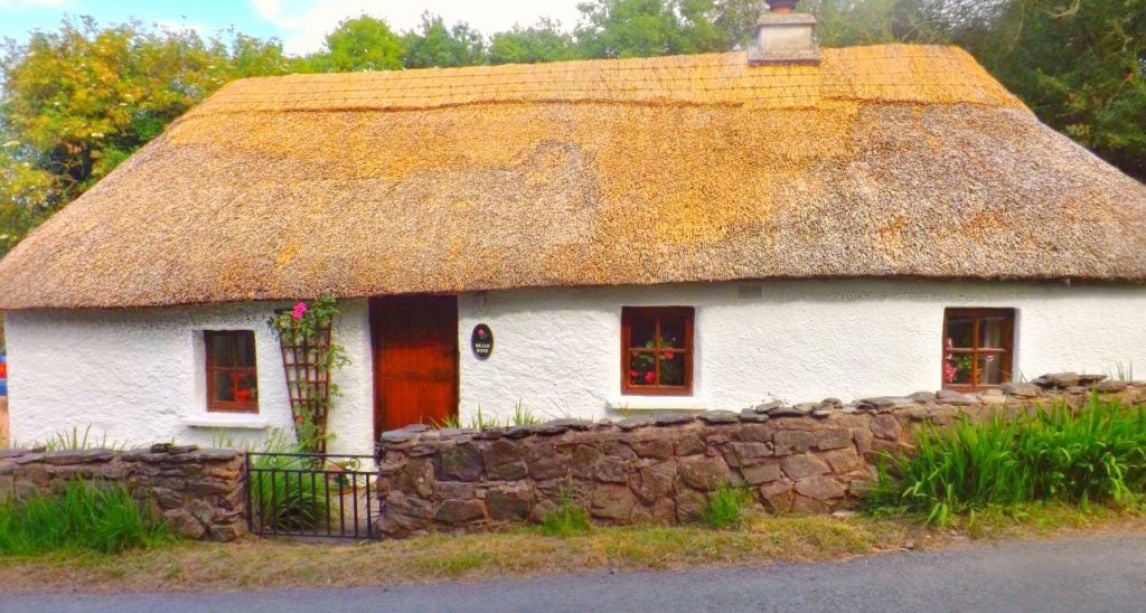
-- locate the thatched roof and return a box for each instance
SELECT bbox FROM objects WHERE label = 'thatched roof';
[0,45,1143,310]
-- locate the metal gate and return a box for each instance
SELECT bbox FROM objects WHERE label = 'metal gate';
[245,452,379,539]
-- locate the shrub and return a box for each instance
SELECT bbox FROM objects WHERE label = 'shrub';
[0,480,169,555]
[539,492,591,538]
[703,483,754,529]
[867,397,1145,525]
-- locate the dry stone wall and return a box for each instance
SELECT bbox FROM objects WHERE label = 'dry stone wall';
[376,376,1145,538]
[0,443,245,541]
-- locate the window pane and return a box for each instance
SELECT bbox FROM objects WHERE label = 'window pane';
[944,353,974,385]
[946,318,975,349]
[658,351,686,386]
[629,352,657,386]
[628,318,656,349]
[979,318,1007,349]
[659,316,687,349]
[978,355,1006,385]
[209,334,234,367]
[235,333,256,368]
[212,370,236,402]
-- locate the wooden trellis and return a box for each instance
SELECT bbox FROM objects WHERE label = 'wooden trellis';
[277,322,333,453]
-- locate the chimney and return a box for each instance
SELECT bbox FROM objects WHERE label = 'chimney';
[748,1,820,66]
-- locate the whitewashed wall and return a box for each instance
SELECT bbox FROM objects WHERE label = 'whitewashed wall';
[458,280,1146,423]
[4,299,374,455]
[5,280,1145,454]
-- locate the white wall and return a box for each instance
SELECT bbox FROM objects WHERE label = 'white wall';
[458,280,1146,423]
[5,280,1145,453]
[4,299,374,455]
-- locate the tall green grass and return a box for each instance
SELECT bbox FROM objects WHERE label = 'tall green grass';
[703,484,754,529]
[867,397,1145,525]
[247,429,332,533]
[0,480,169,555]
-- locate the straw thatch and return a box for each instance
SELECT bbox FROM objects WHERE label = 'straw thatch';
[0,45,1143,310]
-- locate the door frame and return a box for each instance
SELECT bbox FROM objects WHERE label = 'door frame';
[369,294,459,442]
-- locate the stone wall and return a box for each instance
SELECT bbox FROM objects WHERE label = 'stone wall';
[0,443,245,541]
[376,376,1145,537]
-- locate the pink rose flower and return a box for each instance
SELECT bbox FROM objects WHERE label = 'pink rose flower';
[291,301,308,320]
[644,371,656,384]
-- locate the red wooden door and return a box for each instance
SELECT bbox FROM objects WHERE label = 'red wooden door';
[371,295,459,438]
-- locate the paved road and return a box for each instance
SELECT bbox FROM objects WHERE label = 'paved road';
[3,532,1144,612]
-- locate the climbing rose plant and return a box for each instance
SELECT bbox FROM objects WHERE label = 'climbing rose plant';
[268,296,349,452]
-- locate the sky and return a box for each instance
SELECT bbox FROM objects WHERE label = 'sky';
[0,0,587,56]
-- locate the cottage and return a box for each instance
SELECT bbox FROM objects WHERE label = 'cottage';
[0,10,1143,455]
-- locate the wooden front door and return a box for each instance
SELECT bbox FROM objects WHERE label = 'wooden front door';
[371,295,459,438]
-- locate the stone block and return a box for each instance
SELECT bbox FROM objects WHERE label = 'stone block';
[435,499,487,525]
[482,440,527,481]
[590,483,638,520]
[772,430,814,456]
[630,460,676,503]
[722,442,773,467]
[820,448,864,473]
[677,456,732,492]
[626,436,674,461]
[871,415,902,441]
[439,444,483,482]
[780,453,830,480]
[487,486,533,521]
[740,462,782,485]
[759,479,795,513]
[815,428,851,451]
[794,476,847,501]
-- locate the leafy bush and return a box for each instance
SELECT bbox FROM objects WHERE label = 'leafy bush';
[703,483,754,529]
[539,492,591,538]
[0,480,169,555]
[247,431,332,533]
[867,397,1145,525]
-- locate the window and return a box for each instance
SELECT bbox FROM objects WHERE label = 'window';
[942,308,1014,389]
[622,307,694,395]
[205,331,259,412]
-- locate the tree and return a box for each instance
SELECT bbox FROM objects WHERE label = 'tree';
[575,0,718,58]
[966,0,1145,180]
[489,19,581,64]
[305,15,404,72]
[402,13,486,69]
[0,18,292,256]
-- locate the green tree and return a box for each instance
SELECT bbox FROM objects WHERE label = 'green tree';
[304,15,404,72]
[967,0,1145,180]
[402,13,486,68]
[489,19,581,64]
[0,17,291,256]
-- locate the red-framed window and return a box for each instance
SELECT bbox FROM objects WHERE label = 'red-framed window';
[621,307,694,396]
[205,331,259,412]
[942,308,1015,390]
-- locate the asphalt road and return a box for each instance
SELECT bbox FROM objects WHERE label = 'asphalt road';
[3,532,1143,612]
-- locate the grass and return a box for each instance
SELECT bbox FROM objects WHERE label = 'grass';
[0,480,170,556]
[703,484,754,529]
[0,503,1138,594]
[867,396,1145,525]
[431,403,541,429]
[538,492,591,538]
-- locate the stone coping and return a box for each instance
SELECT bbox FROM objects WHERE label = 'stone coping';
[378,375,1144,451]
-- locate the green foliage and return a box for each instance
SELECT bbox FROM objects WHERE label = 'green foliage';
[703,483,754,529]
[539,490,592,537]
[0,480,170,555]
[867,397,1146,525]
[305,16,404,72]
[489,19,581,64]
[402,13,486,69]
[0,17,293,256]
[247,431,332,533]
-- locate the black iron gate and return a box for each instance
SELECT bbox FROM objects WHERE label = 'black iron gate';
[245,452,379,539]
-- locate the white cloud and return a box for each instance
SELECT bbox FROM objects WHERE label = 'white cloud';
[250,0,584,56]
[0,0,73,9]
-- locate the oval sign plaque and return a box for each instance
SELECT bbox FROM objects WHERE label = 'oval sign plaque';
[471,324,493,359]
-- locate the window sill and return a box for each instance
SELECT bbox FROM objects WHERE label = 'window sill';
[606,396,711,413]
[182,415,270,430]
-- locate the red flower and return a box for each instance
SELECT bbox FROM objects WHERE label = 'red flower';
[629,369,638,378]
[662,351,674,359]
[644,371,656,384]
[236,389,251,401]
